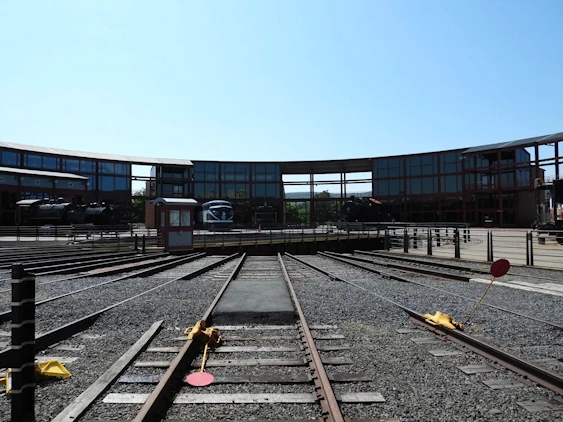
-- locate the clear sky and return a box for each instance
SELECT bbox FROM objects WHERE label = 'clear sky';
[1,0,562,165]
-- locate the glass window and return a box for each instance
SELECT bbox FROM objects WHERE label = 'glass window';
[88,177,97,190]
[26,154,42,169]
[160,211,165,227]
[180,210,191,226]
[265,183,278,198]
[1,151,19,166]
[99,176,114,191]
[389,179,400,196]
[100,162,114,174]
[64,159,80,172]
[377,168,388,178]
[42,156,58,170]
[253,184,266,197]
[114,163,129,175]
[409,178,421,195]
[115,177,128,191]
[80,160,94,173]
[422,177,434,194]
[376,180,388,196]
[205,163,217,173]
[0,174,18,185]
[170,210,180,227]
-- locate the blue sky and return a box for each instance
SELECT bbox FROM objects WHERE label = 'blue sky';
[1,0,562,166]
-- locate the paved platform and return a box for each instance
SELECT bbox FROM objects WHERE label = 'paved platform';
[212,257,296,325]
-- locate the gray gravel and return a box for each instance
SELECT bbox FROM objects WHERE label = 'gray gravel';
[0,256,238,422]
[285,255,563,422]
[306,255,563,365]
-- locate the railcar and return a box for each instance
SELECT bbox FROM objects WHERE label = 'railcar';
[196,200,234,231]
[343,197,383,222]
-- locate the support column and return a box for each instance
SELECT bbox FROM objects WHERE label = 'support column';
[309,173,314,225]
[556,141,560,180]
[497,150,503,227]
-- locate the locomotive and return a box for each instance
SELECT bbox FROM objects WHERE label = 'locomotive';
[16,198,114,226]
[343,197,384,222]
[195,200,234,230]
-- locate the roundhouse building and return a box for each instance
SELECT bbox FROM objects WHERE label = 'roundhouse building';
[1,132,561,227]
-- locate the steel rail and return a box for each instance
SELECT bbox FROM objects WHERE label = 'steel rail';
[319,251,563,331]
[0,253,238,368]
[133,253,247,422]
[278,253,344,422]
[285,253,563,396]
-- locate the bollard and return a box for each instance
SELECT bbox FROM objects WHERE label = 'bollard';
[11,264,36,422]
[526,232,530,265]
[403,230,409,253]
[134,234,139,252]
[436,229,441,247]
[413,228,418,249]
[427,229,432,256]
[529,231,534,266]
[142,235,146,254]
[454,229,460,259]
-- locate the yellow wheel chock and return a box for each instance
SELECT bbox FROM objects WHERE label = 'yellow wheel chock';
[423,311,464,331]
[1,360,71,394]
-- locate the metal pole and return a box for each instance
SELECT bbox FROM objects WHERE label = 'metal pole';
[135,234,139,252]
[403,229,409,253]
[487,231,491,261]
[384,229,390,251]
[526,232,530,266]
[454,228,460,259]
[142,235,146,254]
[11,264,36,422]
[529,231,534,266]
[463,228,467,243]
[436,228,441,247]
[490,231,494,262]
[413,228,418,249]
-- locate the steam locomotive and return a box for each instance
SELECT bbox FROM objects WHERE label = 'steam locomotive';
[343,197,384,222]
[16,198,114,226]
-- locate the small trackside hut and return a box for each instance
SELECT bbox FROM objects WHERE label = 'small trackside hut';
[153,197,197,253]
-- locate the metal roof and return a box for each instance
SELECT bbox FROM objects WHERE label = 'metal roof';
[15,199,43,206]
[0,141,193,167]
[463,132,563,155]
[280,158,373,175]
[152,198,198,205]
[0,166,88,180]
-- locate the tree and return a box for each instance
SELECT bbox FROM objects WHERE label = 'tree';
[131,188,146,223]
[314,190,336,223]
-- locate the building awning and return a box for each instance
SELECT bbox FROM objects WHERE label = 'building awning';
[0,166,88,180]
[152,198,198,206]
[462,132,563,155]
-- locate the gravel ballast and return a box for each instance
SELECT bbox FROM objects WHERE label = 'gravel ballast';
[0,256,238,422]
[284,255,563,421]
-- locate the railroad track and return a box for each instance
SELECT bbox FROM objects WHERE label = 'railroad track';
[286,253,563,394]
[54,254,385,422]
[0,254,239,369]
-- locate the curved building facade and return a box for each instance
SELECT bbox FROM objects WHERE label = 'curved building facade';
[1,132,562,227]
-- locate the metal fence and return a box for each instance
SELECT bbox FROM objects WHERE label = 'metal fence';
[383,226,563,269]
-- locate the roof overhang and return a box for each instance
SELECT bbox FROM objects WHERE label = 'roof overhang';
[152,197,198,206]
[0,166,88,180]
[462,132,563,155]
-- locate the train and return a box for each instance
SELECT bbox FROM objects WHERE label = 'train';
[343,196,384,222]
[16,198,115,226]
[254,204,277,228]
[195,200,234,231]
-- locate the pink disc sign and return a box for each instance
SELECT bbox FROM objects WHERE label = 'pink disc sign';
[490,259,510,278]
[186,372,214,387]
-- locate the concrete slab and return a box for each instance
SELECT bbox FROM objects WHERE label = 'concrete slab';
[212,258,296,325]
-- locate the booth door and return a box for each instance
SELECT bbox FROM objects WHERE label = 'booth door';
[167,208,193,250]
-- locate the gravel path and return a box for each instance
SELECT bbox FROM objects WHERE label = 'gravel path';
[302,255,563,366]
[0,256,238,422]
[284,255,563,422]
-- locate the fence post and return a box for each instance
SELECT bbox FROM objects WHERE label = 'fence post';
[463,228,467,243]
[436,228,441,247]
[526,232,530,266]
[490,231,494,262]
[468,228,471,242]
[529,231,534,266]
[454,228,460,259]
[413,228,418,249]
[35,226,39,241]
[384,229,390,251]
[135,234,139,252]
[17,224,20,241]
[55,225,58,241]
[142,235,146,254]
[403,229,409,253]
[11,264,36,422]
[117,234,120,252]
[427,229,432,256]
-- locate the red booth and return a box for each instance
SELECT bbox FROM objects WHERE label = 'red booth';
[153,198,197,253]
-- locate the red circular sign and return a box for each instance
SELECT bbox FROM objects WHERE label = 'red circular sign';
[490,259,510,278]
[186,372,214,387]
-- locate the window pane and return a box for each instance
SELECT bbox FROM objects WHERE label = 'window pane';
[170,210,180,227]
[115,163,129,175]
[100,176,114,191]
[27,154,42,169]
[254,184,266,197]
[80,160,94,173]
[180,210,191,226]
[409,178,421,195]
[42,156,58,170]
[100,162,114,174]
[65,159,80,172]
[115,176,128,191]
[194,183,204,198]
[265,183,278,198]
[389,179,400,196]
[160,211,166,227]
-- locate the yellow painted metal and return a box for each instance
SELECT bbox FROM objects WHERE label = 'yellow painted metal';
[35,360,71,379]
[423,311,464,331]
[184,320,221,349]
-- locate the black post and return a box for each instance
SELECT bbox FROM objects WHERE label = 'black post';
[35,226,38,240]
[487,231,491,261]
[11,264,36,422]
[468,228,471,242]
[490,231,494,262]
[54,225,58,240]
[413,228,418,249]
[526,232,530,266]
[427,229,432,256]
[142,235,146,254]
[17,224,20,241]
[117,234,120,252]
[454,228,460,259]
[403,230,409,253]
[436,229,441,247]
[134,234,139,252]
[463,228,467,243]
[529,231,534,266]
[384,229,390,251]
